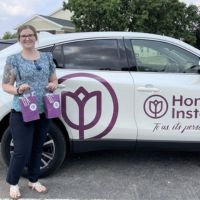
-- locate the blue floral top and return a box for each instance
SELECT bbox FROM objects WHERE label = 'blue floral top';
[6,52,56,113]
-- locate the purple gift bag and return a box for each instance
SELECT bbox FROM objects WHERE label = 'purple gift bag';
[43,93,61,119]
[19,94,40,122]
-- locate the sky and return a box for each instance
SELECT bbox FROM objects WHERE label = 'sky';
[0,0,65,38]
[0,0,199,38]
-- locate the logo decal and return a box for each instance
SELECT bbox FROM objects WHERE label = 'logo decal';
[53,101,60,109]
[29,103,37,111]
[144,95,168,119]
[59,73,119,139]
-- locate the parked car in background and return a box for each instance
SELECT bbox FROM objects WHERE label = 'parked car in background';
[0,32,200,177]
[0,39,17,51]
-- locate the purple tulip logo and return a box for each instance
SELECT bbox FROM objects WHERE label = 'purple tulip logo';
[144,95,168,119]
[59,73,119,139]
[61,87,102,139]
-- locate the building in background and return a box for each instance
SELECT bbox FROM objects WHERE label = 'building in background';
[15,8,75,34]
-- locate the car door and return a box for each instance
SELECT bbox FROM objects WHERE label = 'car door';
[53,38,138,142]
[128,39,200,142]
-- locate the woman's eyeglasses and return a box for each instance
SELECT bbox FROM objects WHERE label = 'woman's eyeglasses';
[33,60,42,71]
[20,34,35,39]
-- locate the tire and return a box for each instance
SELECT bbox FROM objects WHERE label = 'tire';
[1,122,67,178]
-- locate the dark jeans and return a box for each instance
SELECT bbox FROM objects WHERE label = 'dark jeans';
[6,110,50,185]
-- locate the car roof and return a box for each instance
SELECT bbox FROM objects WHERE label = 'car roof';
[38,32,200,55]
[0,31,200,58]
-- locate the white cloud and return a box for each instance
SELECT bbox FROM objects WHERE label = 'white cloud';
[0,0,36,18]
[0,0,64,37]
[0,16,8,21]
[0,0,65,18]
[0,2,32,16]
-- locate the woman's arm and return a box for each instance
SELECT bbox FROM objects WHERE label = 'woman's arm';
[46,72,58,92]
[2,64,18,95]
[2,64,30,95]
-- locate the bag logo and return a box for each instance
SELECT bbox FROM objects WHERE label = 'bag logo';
[29,103,37,111]
[53,101,60,109]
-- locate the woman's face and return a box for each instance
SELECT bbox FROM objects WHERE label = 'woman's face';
[19,28,37,50]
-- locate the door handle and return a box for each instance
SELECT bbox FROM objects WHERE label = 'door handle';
[137,86,160,92]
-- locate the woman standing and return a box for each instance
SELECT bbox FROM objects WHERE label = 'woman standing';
[2,25,58,199]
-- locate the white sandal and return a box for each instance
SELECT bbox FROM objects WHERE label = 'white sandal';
[28,181,47,193]
[10,184,21,199]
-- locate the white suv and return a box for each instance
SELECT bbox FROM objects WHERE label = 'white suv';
[1,32,200,177]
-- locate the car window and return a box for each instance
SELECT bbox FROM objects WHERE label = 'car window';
[52,45,63,68]
[39,46,61,68]
[39,46,53,52]
[56,39,127,71]
[131,40,200,73]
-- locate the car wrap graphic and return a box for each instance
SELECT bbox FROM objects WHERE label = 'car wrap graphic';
[58,73,119,139]
[144,95,200,134]
[144,95,168,119]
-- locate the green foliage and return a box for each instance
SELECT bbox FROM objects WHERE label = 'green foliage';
[64,0,130,31]
[2,32,17,40]
[64,0,200,46]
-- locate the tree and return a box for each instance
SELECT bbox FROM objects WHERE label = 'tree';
[64,0,200,46]
[2,32,17,40]
[64,0,131,31]
[126,0,200,45]
[183,5,200,46]
[196,27,200,49]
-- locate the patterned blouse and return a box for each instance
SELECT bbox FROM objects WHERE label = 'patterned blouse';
[4,52,56,113]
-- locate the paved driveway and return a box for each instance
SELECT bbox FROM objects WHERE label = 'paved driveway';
[0,148,200,199]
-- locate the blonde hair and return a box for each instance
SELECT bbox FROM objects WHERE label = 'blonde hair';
[17,25,38,41]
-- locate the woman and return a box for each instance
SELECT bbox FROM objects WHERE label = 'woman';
[2,25,58,199]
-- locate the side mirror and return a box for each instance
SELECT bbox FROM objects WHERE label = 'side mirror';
[192,65,200,74]
[184,65,200,73]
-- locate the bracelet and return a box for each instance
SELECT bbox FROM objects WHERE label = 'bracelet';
[16,87,22,95]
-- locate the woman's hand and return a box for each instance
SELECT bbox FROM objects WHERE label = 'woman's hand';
[46,82,58,92]
[18,83,30,94]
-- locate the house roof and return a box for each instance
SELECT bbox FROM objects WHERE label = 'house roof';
[39,15,74,28]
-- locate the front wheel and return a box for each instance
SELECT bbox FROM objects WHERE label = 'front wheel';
[1,122,67,177]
